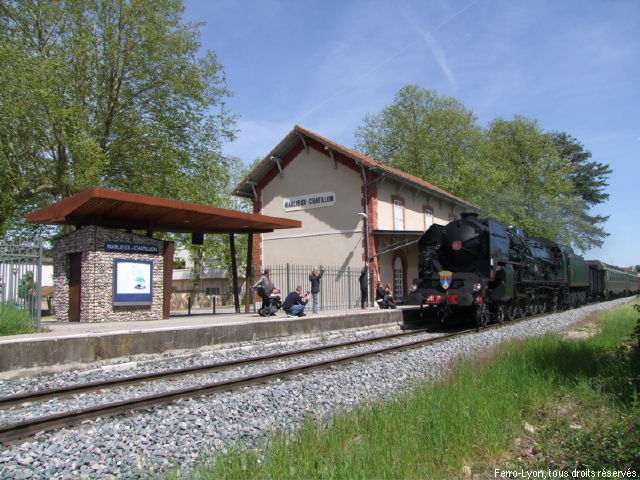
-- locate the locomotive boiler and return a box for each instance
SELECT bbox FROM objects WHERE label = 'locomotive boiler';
[407,212,590,326]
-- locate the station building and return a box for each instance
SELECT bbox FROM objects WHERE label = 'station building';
[233,126,477,301]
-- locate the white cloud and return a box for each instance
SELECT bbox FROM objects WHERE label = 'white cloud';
[398,1,480,91]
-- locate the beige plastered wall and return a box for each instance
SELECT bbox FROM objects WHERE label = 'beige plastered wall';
[374,179,460,231]
[260,148,365,270]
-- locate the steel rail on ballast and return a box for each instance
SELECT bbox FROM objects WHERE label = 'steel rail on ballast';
[0,316,535,444]
[0,327,432,408]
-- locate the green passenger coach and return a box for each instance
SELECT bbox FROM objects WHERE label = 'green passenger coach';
[586,260,638,299]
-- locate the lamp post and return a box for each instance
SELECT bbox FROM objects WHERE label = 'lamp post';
[357,212,372,306]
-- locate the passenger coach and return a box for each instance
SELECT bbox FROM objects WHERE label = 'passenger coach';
[586,261,638,299]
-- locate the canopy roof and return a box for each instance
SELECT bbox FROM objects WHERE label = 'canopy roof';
[27,187,301,234]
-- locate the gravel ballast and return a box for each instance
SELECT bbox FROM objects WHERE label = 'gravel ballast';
[0,298,633,479]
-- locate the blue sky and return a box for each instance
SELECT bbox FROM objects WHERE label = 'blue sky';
[184,0,639,268]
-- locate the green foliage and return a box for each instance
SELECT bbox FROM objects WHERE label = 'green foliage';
[354,84,610,250]
[0,302,36,335]
[354,85,485,200]
[549,132,611,250]
[479,116,575,240]
[515,304,640,473]
[170,156,253,284]
[173,258,186,269]
[0,0,236,239]
[552,131,612,206]
[17,271,36,300]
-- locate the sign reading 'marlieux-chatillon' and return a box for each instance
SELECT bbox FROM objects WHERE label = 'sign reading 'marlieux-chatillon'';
[283,192,335,212]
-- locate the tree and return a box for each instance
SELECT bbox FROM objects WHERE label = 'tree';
[480,116,575,241]
[17,271,36,306]
[551,132,611,206]
[354,85,484,200]
[354,85,610,252]
[0,0,236,238]
[549,132,610,250]
[175,156,253,297]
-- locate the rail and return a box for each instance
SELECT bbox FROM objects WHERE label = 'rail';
[0,316,538,444]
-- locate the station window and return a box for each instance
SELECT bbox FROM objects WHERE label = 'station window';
[392,196,405,230]
[424,207,433,229]
[392,251,407,299]
[393,256,403,299]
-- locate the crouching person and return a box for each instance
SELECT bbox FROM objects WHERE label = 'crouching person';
[283,286,309,317]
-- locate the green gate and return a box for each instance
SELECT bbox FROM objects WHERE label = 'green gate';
[0,240,43,332]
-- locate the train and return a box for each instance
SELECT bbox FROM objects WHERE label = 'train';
[406,212,638,327]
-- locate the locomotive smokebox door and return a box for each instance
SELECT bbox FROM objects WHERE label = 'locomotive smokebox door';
[442,219,481,269]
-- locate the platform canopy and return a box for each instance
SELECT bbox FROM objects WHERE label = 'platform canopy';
[27,187,301,234]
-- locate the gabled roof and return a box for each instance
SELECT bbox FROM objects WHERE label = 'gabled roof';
[232,125,477,210]
[27,187,301,234]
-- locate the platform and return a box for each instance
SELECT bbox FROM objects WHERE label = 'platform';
[0,307,416,374]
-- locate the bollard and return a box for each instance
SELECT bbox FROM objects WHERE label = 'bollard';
[212,296,216,315]
[187,296,191,316]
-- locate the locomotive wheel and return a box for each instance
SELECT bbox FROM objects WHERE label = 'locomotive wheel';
[476,307,490,328]
[539,301,547,314]
[532,302,541,315]
[495,305,506,324]
[506,304,518,321]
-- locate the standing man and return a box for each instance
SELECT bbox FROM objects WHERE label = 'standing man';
[282,286,309,317]
[308,266,325,314]
[359,266,368,309]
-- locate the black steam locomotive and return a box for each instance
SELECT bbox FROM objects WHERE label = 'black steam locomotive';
[407,212,637,327]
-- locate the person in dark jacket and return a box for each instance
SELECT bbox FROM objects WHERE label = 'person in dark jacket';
[384,282,397,309]
[359,266,368,309]
[375,281,387,308]
[308,266,325,314]
[282,286,309,317]
[252,269,276,312]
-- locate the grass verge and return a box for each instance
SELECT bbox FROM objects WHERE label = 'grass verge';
[180,301,639,479]
[0,302,37,336]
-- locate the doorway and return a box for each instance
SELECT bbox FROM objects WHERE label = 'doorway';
[69,252,82,322]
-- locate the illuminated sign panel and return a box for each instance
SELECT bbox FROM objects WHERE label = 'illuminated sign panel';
[113,259,153,306]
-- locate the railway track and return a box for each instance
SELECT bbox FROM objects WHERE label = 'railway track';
[0,316,536,444]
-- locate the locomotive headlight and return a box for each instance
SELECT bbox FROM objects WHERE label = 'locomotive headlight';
[410,283,418,292]
[473,282,482,292]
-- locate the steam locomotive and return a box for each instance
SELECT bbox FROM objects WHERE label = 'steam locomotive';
[407,212,638,327]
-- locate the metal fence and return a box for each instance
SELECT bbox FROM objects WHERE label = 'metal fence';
[263,263,364,310]
[0,240,43,331]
